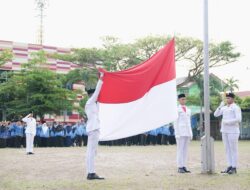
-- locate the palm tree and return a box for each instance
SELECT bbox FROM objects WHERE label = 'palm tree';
[224,77,239,92]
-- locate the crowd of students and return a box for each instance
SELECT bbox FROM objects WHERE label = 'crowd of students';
[0,120,176,148]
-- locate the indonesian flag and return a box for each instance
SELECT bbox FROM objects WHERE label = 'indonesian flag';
[98,39,177,141]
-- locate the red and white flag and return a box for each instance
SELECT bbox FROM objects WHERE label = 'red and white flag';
[98,39,177,141]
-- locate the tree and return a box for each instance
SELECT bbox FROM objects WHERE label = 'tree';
[176,38,240,86]
[234,95,243,106]
[99,35,240,78]
[185,74,224,136]
[133,35,171,61]
[224,77,239,92]
[0,49,13,66]
[0,51,77,120]
[22,50,47,69]
[240,97,250,110]
[52,35,240,77]
[50,48,103,67]
[63,68,98,90]
[99,36,139,71]
[79,95,88,117]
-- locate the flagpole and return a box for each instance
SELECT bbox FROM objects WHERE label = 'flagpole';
[201,0,215,174]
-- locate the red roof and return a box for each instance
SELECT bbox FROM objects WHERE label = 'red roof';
[235,91,250,98]
[69,114,80,120]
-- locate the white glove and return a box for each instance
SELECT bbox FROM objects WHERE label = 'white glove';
[219,101,225,108]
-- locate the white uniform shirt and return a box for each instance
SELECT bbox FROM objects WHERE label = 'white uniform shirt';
[22,116,37,135]
[174,105,193,138]
[42,123,49,134]
[85,80,103,133]
[214,103,242,134]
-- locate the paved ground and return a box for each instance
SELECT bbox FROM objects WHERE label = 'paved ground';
[0,141,250,190]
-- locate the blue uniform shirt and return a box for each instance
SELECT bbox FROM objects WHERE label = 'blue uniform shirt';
[71,127,76,139]
[9,124,16,137]
[81,124,87,136]
[160,125,171,135]
[155,127,162,135]
[75,124,84,136]
[36,125,42,137]
[148,129,158,136]
[55,126,65,137]
[0,127,10,139]
[15,125,24,137]
[65,125,73,137]
[50,127,56,137]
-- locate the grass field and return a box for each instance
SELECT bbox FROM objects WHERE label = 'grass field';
[0,141,250,190]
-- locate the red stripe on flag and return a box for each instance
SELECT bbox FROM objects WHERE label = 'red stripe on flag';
[98,39,176,104]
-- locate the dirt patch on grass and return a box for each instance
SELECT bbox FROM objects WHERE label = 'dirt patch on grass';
[0,141,250,190]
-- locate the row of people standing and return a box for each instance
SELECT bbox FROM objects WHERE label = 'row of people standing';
[30,121,88,147]
[0,120,176,148]
[0,121,25,148]
[100,125,176,146]
[0,121,88,148]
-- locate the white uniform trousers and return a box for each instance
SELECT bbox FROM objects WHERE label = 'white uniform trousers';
[176,136,190,168]
[222,133,239,168]
[86,129,100,174]
[26,133,35,153]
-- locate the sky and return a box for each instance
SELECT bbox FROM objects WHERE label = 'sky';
[0,0,249,90]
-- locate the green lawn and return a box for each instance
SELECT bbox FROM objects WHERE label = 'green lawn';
[0,141,250,190]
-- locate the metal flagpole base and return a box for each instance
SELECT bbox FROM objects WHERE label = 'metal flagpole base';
[201,135,215,174]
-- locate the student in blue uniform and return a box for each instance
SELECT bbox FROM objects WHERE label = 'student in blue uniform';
[40,122,50,147]
[81,121,88,146]
[169,124,176,145]
[35,122,42,147]
[0,122,8,148]
[55,123,65,147]
[21,121,26,147]
[9,122,16,147]
[75,122,84,147]
[15,121,24,148]
[132,134,140,145]
[64,123,73,147]
[160,124,170,145]
[139,132,148,146]
[49,122,57,147]
[71,124,77,146]
[4,122,11,147]
[156,127,163,145]
[0,123,4,148]
[147,129,158,145]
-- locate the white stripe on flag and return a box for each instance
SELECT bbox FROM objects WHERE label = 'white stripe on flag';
[99,79,177,141]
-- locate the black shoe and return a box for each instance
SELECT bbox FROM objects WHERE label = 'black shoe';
[228,168,237,175]
[26,152,34,155]
[87,173,105,180]
[221,166,232,173]
[178,168,186,173]
[183,167,191,173]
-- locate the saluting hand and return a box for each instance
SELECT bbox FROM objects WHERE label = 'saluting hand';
[219,101,225,108]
